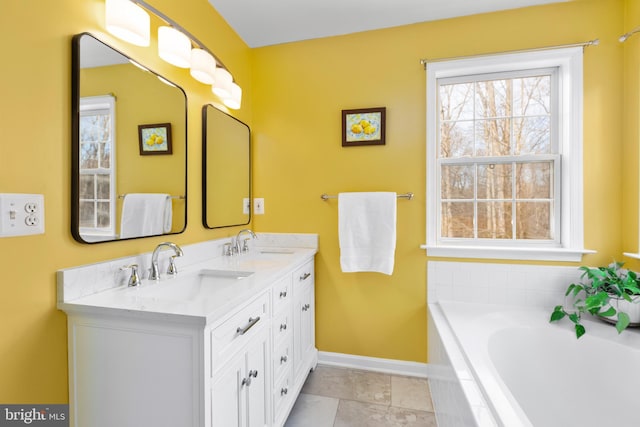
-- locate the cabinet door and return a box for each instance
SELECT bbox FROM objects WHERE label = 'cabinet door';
[211,356,243,427]
[299,283,315,364]
[246,328,270,427]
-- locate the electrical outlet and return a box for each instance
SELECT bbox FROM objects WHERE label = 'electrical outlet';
[254,198,265,215]
[0,194,45,237]
[243,198,250,215]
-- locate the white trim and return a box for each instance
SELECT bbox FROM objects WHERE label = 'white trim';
[422,244,595,262]
[426,47,586,262]
[317,351,428,378]
[624,252,640,260]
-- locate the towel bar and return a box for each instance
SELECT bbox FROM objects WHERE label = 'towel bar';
[118,194,185,200]
[321,192,413,201]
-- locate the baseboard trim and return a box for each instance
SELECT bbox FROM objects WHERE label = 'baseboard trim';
[317,351,428,378]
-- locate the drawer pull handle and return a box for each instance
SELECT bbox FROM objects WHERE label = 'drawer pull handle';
[236,316,261,335]
[280,323,287,331]
[280,387,288,396]
[249,369,259,379]
[299,272,311,281]
[302,304,310,311]
[280,355,288,364]
[241,377,251,387]
[280,291,287,298]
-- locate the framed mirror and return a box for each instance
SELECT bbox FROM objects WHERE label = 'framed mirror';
[71,33,187,243]
[202,105,250,228]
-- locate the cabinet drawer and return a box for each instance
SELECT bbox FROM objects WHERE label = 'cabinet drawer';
[210,292,270,374]
[273,370,293,423]
[292,260,314,291]
[272,275,292,314]
[273,336,292,382]
[272,307,291,347]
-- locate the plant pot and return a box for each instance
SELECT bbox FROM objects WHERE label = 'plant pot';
[599,295,640,327]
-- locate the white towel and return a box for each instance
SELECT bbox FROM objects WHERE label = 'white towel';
[338,192,397,275]
[120,193,172,238]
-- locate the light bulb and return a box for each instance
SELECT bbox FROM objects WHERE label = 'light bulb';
[158,26,191,68]
[105,0,150,47]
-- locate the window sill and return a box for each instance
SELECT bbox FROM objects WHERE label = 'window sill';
[420,245,596,262]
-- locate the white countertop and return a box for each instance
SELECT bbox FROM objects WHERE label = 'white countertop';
[58,247,316,326]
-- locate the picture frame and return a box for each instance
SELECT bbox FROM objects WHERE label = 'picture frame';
[342,107,386,147]
[138,123,173,155]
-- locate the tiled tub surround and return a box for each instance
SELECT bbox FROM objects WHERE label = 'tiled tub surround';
[57,233,318,427]
[427,261,640,427]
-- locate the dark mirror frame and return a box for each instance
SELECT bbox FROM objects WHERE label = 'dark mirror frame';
[71,33,188,243]
[202,105,251,229]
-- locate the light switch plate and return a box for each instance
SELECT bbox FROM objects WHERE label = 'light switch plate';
[0,193,45,237]
[243,198,250,215]
[254,198,264,215]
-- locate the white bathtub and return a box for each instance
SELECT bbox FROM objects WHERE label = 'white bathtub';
[428,301,640,427]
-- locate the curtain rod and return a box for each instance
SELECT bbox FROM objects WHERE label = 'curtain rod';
[419,38,599,69]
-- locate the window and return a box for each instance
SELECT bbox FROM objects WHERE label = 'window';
[425,48,591,261]
[79,95,116,239]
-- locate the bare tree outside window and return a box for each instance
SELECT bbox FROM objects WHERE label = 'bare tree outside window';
[438,71,555,242]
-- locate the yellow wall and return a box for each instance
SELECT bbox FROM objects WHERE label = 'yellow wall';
[0,0,251,403]
[252,0,625,362]
[623,0,640,270]
[0,0,636,406]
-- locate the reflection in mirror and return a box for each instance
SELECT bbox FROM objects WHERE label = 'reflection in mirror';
[71,33,187,243]
[202,105,250,228]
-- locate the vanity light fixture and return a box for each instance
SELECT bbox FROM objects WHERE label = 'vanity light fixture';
[105,0,150,46]
[103,0,243,108]
[212,68,233,98]
[223,83,242,110]
[190,48,217,84]
[158,26,191,68]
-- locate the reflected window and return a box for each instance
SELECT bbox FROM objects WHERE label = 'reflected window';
[79,95,116,238]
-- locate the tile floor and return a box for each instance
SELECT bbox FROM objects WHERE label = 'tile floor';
[284,365,438,427]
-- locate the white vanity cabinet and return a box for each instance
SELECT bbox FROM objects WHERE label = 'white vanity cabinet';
[60,247,317,427]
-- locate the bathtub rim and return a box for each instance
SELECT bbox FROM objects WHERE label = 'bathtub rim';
[430,300,640,427]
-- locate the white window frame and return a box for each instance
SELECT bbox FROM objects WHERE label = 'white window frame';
[79,95,116,239]
[425,47,593,261]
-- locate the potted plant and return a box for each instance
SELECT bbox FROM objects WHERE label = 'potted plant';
[550,262,640,339]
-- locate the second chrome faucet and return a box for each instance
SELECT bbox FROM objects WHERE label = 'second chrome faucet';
[149,242,183,280]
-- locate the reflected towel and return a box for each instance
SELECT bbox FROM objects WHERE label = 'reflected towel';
[120,193,172,238]
[338,192,397,275]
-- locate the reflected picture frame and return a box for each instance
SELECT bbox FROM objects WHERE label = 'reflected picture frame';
[342,107,386,147]
[138,123,173,155]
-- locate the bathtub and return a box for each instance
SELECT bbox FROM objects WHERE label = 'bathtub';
[427,301,640,427]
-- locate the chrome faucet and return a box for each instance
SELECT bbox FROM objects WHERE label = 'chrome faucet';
[149,242,183,280]
[234,229,257,254]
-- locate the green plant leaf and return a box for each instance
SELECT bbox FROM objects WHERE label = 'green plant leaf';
[585,291,609,311]
[598,306,616,317]
[575,324,586,339]
[568,313,580,324]
[550,309,566,322]
[616,312,631,334]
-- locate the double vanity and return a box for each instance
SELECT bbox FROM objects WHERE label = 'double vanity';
[57,233,318,427]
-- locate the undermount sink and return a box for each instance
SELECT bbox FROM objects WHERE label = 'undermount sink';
[129,269,254,302]
[200,269,254,279]
[258,249,295,255]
